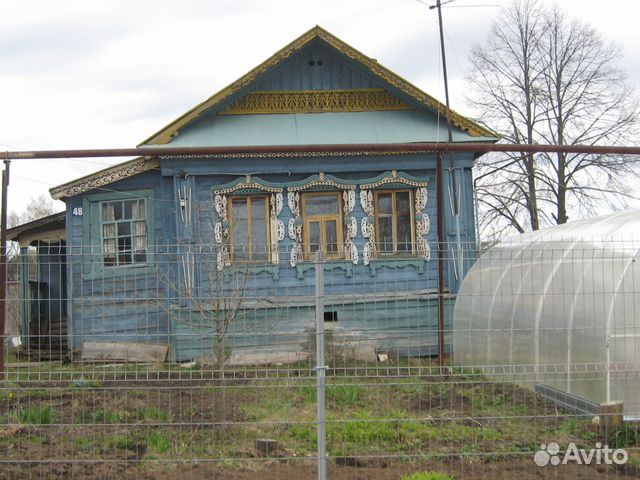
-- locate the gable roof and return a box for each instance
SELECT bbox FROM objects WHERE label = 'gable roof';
[140,25,496,146]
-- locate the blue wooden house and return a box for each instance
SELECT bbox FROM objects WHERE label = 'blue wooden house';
[47,26,497,362]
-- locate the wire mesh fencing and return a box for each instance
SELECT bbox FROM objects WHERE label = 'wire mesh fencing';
[0,239,639,479]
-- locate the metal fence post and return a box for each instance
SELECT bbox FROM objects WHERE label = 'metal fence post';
[314,250,327,480]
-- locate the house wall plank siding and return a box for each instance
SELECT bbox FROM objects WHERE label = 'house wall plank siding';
[252,41,381,92]
[66,172,174,351]
[46,27,497,362]
[63,157,474,360]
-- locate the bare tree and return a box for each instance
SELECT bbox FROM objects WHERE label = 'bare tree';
[467,0,639,236]
[468,0,548,234]
[159,198,285,375]
[9,194,59,228]
[161,247,250,375]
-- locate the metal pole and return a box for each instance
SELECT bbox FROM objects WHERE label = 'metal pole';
[0,160,10,380]
[431,0,458,213]
[314,250,327,480]
[428,0,455,369]
[3,143,640,161]
[436,152,447,368]
[433,0,454,146]
[432,0,464,287]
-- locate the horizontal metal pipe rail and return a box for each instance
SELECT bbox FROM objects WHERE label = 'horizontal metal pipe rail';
[3,142,640,159]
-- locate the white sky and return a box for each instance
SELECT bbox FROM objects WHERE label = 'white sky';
[1,0,639,216]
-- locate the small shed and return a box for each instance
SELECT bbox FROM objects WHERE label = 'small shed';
[453,210,640,419]
[8,212,68,358]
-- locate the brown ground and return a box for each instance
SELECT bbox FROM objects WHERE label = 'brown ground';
[0,457,632,479]
[0,372,637,479]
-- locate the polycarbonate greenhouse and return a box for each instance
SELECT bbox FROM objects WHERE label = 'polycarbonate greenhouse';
[453,210,640,418]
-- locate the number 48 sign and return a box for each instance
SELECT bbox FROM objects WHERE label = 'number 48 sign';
[72,207,83,216]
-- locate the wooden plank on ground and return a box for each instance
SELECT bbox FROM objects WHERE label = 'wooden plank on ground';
[82,341,169,363]
[227,347,309,366]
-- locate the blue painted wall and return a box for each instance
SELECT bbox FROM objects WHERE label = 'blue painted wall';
[63,152,477,361]
[162,110,491,148]
[65,171,174,351]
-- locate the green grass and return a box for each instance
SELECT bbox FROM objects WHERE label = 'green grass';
[332,410,419,445]
[2,388,67,401]
[607,423,640,449]
[7,405,57,425]
[147,430,172,454]
[5,346,20,364]
[27,434,45,445]
[627,455,640,469]
[101,431,173,455]
[75,436,92,450]
[94,408,129,424]
[288,408,504,455]
[96,405,172,424]
[401,472,453,480]
[140,406,171,423]
[102,434,137,451]
[300,384,364,407]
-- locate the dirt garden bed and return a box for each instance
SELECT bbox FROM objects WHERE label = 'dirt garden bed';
[0,359,637,479]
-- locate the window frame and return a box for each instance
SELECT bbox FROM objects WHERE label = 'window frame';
[228,194,271,263]
[301,191,344,260]
[82,189,155,278]
[99,197,149,268]
[373,189,415,257]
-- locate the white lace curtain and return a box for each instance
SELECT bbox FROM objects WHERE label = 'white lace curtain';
[101,200,147,255]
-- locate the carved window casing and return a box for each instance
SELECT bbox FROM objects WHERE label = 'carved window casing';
[213,175,285,270]
[286,173,358,267]
[229,195,271,262]
[414,187,431,261]
[211,172,429,270]
[360,190,376,265]
[213,194,230,271]
[359,171,430,265]
[374,190,414,256]
[342,190,358,264]
[302,192,344,260]
[287,192,303,267]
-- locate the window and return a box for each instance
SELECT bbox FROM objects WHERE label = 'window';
[229,195,270,261]
[302,192,343,259]
[374,190,414,255]
[100,198,148,266]
[83,189,154,278]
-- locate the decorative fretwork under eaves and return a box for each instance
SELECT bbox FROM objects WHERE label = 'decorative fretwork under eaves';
[220,89,414,115]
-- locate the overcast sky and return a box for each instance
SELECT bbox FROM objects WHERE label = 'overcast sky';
[2,0,639,216]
